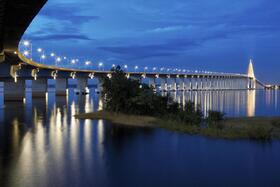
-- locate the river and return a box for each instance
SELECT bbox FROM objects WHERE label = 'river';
[0,89,280,187]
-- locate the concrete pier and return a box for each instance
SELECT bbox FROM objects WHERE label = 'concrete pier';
[149,78,156,89]
[169,78,176,91]
[55,78,68,96]
[160,78,167,91]
[77,78,88,93]
[4,79,26,101]
[177,78,185,91]
[0,82,4,107]
[32,79,47,97]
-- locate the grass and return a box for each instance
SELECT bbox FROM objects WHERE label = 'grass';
[76,111,158,127]
[75,111,280,140]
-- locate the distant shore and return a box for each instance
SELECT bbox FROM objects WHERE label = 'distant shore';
[75,111,280,140]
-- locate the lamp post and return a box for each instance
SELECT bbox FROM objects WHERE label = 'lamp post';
[124,64,128,71]
[21,40,33,60]
[144,66,148,73]
[134,65,138,72]
[56,57,61,66]
[99,62,104,71]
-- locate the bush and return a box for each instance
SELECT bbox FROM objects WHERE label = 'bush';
[247,127,272,140]
[206,110,225,129]
[101,66,203,126]
[271,120,280,128]
[207,111,225,123]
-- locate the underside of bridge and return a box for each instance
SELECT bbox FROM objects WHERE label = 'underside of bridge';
[0,0,47,62]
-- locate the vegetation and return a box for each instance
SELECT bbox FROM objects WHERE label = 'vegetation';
[101,66,203,126]
[75,66,280,141]
[206,111,225,129]
[75,111,280,140]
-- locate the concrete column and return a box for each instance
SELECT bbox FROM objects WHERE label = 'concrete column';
[77,77,88,94]
[160,78,167,92]
[55,78,68,96]
[198,77,203,90]
[0,82,4,108]
[217,77,221,90]
[185,78,191,90]
[202,77,207,90]
[225,77,228,89]
[32,79,48,97]
[223,77,227,89]
[208,77,212,90]
[190,76,194,90]
[97,77,103,93]
[169,78,176,91]
[192,77,198,90]
[204,77,208,90]
[177,78,184,91]
[215,77,219,90]
[25,80,32,106]
[234,78,237,89]
[4,79,26,101]
[149,78,156,89]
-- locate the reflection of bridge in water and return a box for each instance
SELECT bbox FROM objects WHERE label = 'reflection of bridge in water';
[0,0,267,104]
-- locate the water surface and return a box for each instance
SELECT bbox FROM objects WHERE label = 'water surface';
[0,90,280,187]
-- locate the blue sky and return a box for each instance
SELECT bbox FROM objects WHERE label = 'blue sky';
[24,0,280,83]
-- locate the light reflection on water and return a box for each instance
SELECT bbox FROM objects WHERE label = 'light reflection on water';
[0,90,280,187]
[169,90,279,117]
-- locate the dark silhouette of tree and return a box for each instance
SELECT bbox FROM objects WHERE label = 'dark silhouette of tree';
[101,66,203,126]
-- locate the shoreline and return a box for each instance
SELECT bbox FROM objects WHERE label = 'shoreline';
[75,111,280,140]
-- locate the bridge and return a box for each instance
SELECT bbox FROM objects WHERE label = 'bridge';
[0,0,266,102]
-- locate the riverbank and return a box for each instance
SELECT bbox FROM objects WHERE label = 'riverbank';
[75,111,280,140]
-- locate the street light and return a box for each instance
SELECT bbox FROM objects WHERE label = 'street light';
[41,55,46,60]
[85,61,91,66]
[23,40,30,47]
[144,66,148,72]
[99,62,104,70]
[23,50,29,56]
[134,65,138,72]
[71,59,76,64]
[21,40,32,60]
[55,57,61,66]
[37,48,42,53]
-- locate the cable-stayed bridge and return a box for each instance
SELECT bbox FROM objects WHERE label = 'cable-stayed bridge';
[0,0,266,102]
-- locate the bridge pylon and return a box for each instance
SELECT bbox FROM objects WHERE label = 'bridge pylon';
[247,59,256,89]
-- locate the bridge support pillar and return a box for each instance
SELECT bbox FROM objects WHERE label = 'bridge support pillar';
[160,79,167,92]
[191,77,196,90]
[177,78,184,91]
[184,78,191,90]
[55,78,68,96]
[96,77,103,93]
[170,78,176,91]
[149,78,156,90]
[0,82,4,108]
[202,77,207,90]
[77,78,88,94]
[32,79,48,97]
[197,76,203,90]
[4,79,26,101]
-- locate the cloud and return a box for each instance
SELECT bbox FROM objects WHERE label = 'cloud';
[147,26,185,33]
[99,38,198,59]
[29,34,92,41]
[39,3,100,24]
